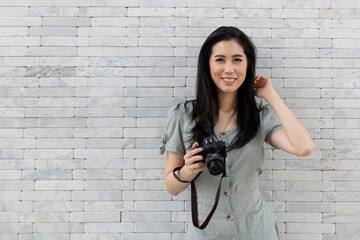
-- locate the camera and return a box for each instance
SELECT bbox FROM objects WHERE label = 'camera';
[194,137,227,175]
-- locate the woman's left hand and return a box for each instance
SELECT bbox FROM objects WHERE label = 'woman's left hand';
[254,75,274,98]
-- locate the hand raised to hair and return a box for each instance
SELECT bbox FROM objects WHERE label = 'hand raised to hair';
[254,75,275,99]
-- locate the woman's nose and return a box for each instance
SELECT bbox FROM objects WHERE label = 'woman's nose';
[224,63,234,73]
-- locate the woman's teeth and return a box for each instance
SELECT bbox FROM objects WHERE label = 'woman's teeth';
[222,78,236,82]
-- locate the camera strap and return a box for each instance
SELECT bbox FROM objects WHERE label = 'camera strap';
[191,171,225,230]
[172,167,225,230]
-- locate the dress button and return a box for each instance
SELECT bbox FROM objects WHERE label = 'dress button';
[224,189,230,196]
[227,214,234,221]
[220,133,226,139]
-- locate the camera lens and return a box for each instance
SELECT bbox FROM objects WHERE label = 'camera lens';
[206,153,224,175]
[208,161,224,175]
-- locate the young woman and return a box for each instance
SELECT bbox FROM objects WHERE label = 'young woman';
[160,26,315,240]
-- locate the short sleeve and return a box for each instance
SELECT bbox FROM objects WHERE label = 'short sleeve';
[159,105,186,155]
[261,104,283,149]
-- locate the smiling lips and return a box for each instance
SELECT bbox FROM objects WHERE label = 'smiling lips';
[221,77,237,83]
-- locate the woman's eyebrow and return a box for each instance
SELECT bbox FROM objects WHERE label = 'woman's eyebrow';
[214,54,244,58]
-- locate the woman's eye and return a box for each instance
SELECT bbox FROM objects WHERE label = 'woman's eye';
[215,58,224,62]
[234,58,242,62]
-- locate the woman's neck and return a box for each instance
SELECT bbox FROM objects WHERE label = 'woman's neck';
[217,92,237,113]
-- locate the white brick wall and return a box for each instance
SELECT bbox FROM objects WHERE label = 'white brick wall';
[0,0,359,239]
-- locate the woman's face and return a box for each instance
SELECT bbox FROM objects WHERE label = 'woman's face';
[209,39,247,96]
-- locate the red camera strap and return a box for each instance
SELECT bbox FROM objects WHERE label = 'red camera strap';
[172,167,225,230]
[191,172,225,230]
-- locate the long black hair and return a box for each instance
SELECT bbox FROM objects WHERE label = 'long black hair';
[183,26,261,151]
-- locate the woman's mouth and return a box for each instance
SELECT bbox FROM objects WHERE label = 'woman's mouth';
[221,77,237,83]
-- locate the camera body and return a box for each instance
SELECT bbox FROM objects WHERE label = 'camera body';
[194,137,227,175]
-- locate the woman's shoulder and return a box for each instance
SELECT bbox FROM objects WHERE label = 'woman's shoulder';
[167,100,194,118]
[257,102,272,117]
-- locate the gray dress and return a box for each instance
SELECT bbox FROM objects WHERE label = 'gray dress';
[160,102,282,240]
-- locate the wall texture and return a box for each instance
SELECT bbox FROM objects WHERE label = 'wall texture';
[0,0,359,239]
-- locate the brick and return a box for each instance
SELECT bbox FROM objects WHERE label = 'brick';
[335,160,360,170]
[78,7,126,16]
[42,0,90,7]
[0,223,32,233]
[286,202,335,213]
[90,37,137,47]
[91,0,139,6]
[323,213,360,223]
[85,180,134,191]
[35,181,84,191]
[73,170,123,180]
[272,49,319,58]
[287,223,334,233]
[25,108,74,118]
[41,37,88,46]
[336,223,360,233]
[30,7,79,16]
[78,27,127,36]
[20,212,69,222]
[332,0,360,8]
[286,180,334,191]
[237,18,284,28]
[285,0,330,8]
[127,8,175,17]
[72,191,122,201]
[122,233,171,240]
[33,223,83,233]
[85,201,134,212]
[91,17,139,27]
[122,212,171,222]
[0,181,33,190]
[74,149,124,159]
[0,17,40,26]
[71,212,120,222]
[33,202,83,212]
[0,191,22,201]
[284,39,331,48]
[272,9,319,18]
[123,191,171,201]
[36,159,84,170]
[236,0,283,8]
[275,212,322,222]
[38,93,85,106]
[285,160,334,170]
[78,47,125,56]
[20,234,70,240]
[0,47,27,56]
[320,9,360,18]
[281,234,322,240]
[134,222,184,233]
[175,8,223,17]
[84,223,133,233]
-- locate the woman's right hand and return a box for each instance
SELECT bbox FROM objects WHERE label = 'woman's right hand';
[179,142,207,181]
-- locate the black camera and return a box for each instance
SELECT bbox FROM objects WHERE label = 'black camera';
[194,137,227,176]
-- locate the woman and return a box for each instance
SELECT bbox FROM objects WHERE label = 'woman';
[160,26,315,240]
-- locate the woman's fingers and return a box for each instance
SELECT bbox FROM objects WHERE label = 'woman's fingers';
[184,151,203,165]
[192,142,199,148]
[183,141,204,168]
[188,161,206,171]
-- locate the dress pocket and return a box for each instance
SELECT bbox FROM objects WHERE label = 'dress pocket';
[245,205,279,240]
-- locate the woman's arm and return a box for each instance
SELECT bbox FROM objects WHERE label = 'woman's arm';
[164,142,206,196]
[254,75,315,156]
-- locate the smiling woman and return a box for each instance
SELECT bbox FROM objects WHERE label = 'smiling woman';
[161,26,314,240]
